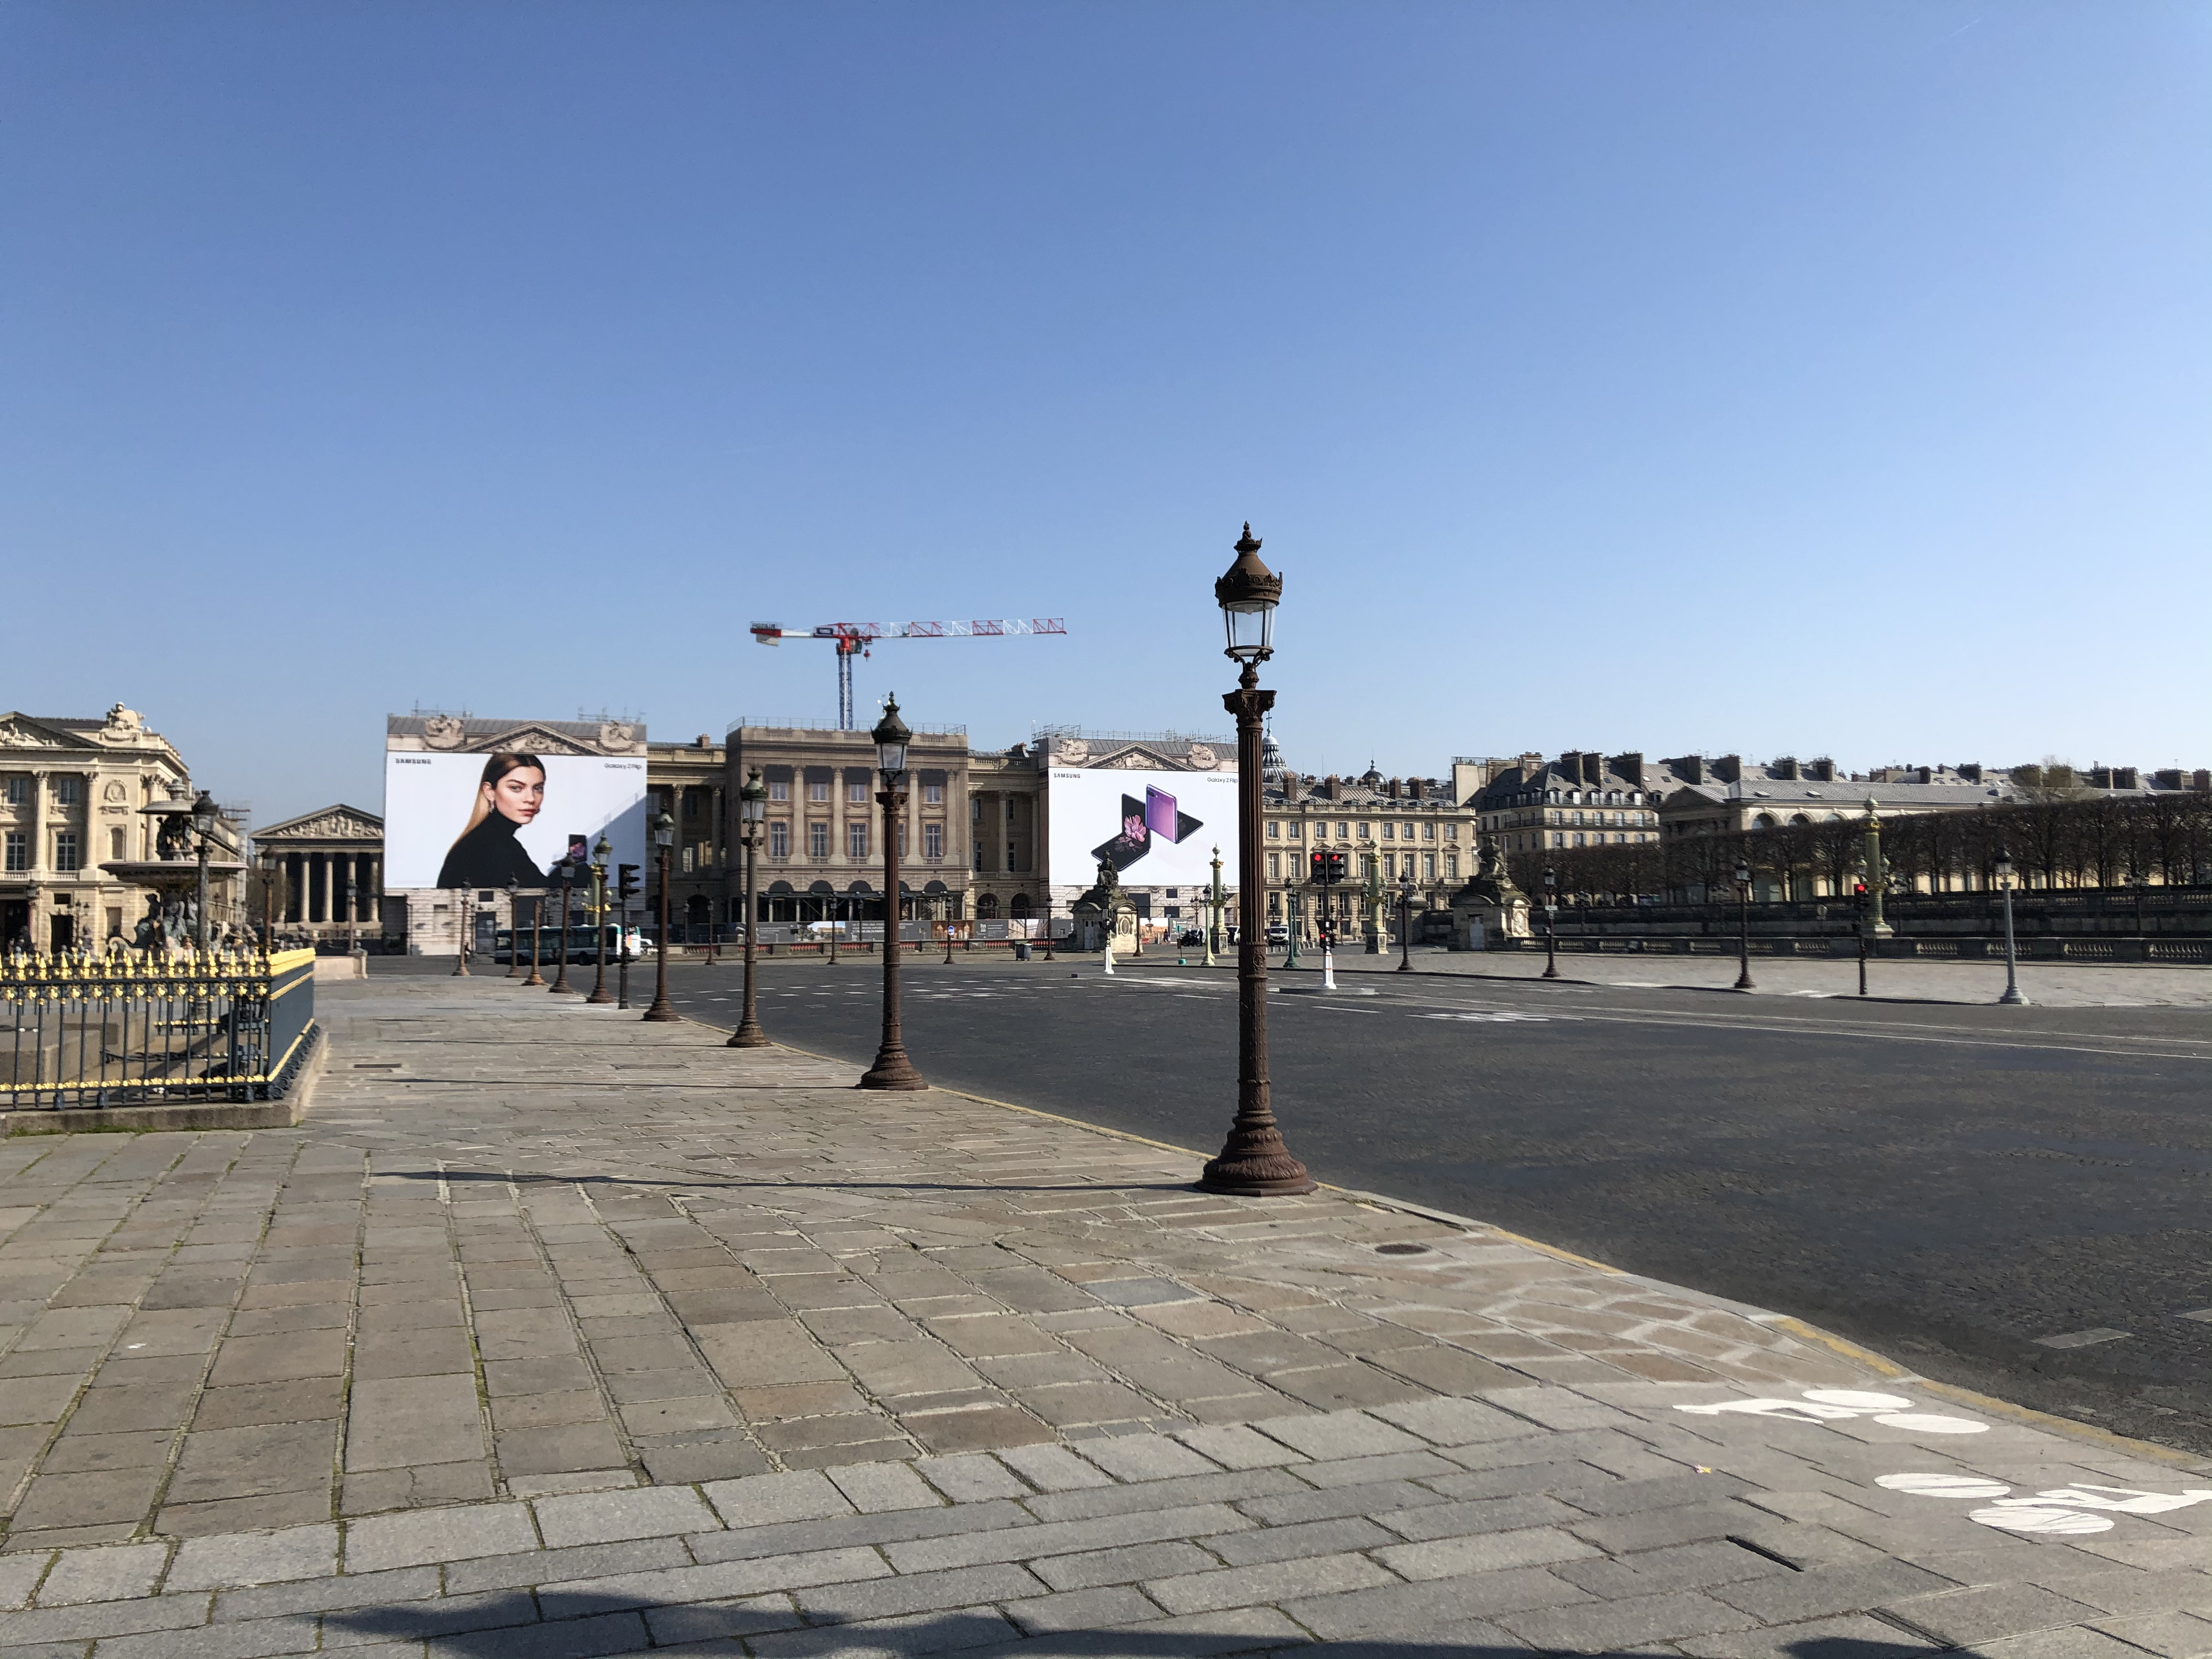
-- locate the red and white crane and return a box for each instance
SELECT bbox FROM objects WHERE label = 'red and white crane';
[749,618,1068,729]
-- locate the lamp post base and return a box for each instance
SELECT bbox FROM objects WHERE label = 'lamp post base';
[1198,1131,1315,1197]
[727,1022,770,1048]
[640,1001,677,1022]
[1998,987,2029,1006]
[858,1047,926,1090]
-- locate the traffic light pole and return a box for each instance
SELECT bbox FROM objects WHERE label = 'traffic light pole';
[616,864,640,1009]
[1307,851,1347,992]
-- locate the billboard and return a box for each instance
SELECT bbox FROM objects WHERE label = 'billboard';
[1047,768,1240,888]
[383,752,648,889]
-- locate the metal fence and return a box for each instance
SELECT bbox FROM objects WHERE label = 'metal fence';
[1,946,318,1112]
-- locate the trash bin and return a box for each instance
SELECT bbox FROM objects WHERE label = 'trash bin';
[1014,942,1031,962]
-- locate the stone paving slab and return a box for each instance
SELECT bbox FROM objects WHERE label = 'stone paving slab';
[0,975,2205,1656]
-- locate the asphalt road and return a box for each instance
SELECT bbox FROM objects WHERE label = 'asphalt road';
[613,949,2212,1455]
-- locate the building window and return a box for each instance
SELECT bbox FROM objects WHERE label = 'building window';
[1336,822,1348,838]
[808,822,830,858]
[105,907,122,938]
[1267,852,1280,880]
[1358,822,1371,840]
[2,777,23,805]
[3,831,23,872]
[769,779,790,802]
[1444,823,1458,841]
[1383,853,1396,879]
[1288,821,1302,839]
[1005,800,1018,825]
[769,822,790,858]
[109,828,126,860]
[1423,822,1436,840]
[847,821,868,859]
[808,780,830,804]
[924,823,943,860]
[681,846,695,873]
[846,780,866,805]
[1445,853,1459,879]
[923,782,943,805]
[682,787,700,817]
[1267,890,1281,917]
[55,776,81,806]
[54,831,80,872]
[1266,821,1279,838]
[1423,854,1436,880]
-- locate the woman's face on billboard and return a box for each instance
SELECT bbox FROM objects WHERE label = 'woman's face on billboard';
[489,767,544,826]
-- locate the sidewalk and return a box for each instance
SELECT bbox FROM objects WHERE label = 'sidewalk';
[1136,946,2212,1008]
[0,976,2206,1656]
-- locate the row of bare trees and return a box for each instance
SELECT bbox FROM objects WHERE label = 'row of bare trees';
[1505,790,2212,905]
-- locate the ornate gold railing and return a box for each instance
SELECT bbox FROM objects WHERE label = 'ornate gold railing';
[1,947,316,1110]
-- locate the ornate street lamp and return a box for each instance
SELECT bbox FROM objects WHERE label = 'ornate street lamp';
[259,849,279,955]
[549,857,577,993]
[191,790,217,952]
[1206,845,1223,968]
[1733,856,1755,992]
[729,767,770,1047]
[1541,866,1559,979]
[1396,873,1416,972]
[1199,525,1312,1196]
[523,880,546,987]
[453,888,473,978]
[2131,870,2148,941]
[505,878,524,978]
[586,835,615,1004]
[1995,843,2027,1006]
[644,811,678,1020]
[859,696,925,1089]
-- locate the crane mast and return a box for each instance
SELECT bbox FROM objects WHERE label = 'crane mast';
[749,619,1068,728]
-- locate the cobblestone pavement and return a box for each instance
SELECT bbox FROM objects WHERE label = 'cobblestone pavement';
[0,977,2206,1656]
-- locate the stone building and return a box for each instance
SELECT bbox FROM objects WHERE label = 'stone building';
[1470,753,1663,859]
[1264,763,1483,941]
[0,705,246,951]
[1655,755,2020,842]
[720,720,973,932]
[251,804,385,948]
[644,733,731,939]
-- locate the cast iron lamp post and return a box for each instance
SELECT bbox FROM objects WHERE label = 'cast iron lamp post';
[1206,846,1222,968]
[1396,874,1416,972]
[259,851,279,954]
[644,811,678,1020]
[549,858,576,993]
[1199,525,1313,1196]
[729,768,769,1047]
[586,835,614,1004]
[859,697,925,1090]
[505,879,523,977]
[1733,856,1755,991]
[523,882,546,987]
[1995,843,2027,1005]
[453,888,473,977]
[1541,867,1559,979]
[2132,870,2148,940]
[191,790,217,952]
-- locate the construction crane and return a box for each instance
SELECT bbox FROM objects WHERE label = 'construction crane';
[748,618,1068,729]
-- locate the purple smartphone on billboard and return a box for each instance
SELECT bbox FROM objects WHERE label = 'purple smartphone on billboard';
[1092,786,1204,874]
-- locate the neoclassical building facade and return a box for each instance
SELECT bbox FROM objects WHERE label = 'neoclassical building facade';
[252,804,385,947]
[0,705,246,950]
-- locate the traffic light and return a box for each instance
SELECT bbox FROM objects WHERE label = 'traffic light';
[1310,851,1328,884]
[1327,851,1348,884]
[618,864,641,901]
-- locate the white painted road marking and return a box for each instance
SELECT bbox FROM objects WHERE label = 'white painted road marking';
[2032,1327,2131,1348]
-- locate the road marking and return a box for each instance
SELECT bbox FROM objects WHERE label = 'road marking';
[1678,1388,1987,1434]
[1413,1010,1555,1024]
[2178,1309,2212,1323]
[1881,1472,2212,1537]
[2032,1328,2131,1348]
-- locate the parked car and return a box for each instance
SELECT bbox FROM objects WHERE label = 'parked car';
[1264,925,1289,945]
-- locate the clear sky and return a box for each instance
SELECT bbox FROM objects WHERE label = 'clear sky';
[6,2,2206,825]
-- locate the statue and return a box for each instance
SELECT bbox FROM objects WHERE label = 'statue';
[1448,833,1531,951]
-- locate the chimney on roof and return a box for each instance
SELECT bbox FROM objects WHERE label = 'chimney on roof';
[1579,752,1604,785]
[1666,755,1706,786]
[1772,757,1801,781]
[1714,755,1741,784]
[2116,766,2140,790]
[2195,770,2211,793]
[1280,770,1300,798]
[1915,766,1932,785]
[1324,774,1341,800]
[696,734,712,748]
[1519,752,1545,774]
[1807,757,1836,782]
[1608,753,1646,789]
[2089,766,2114,790]
[2154,769,2183,791]
[1555,754,1581,786]
[1385,778,1401,800]
[1958,763,1983,783]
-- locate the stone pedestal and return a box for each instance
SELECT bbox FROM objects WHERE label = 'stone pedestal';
[1448,836,1531,951]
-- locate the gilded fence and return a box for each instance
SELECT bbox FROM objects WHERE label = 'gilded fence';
[1,946,317,1111]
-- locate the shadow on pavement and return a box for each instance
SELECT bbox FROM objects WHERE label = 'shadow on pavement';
[327,1592,1938,1656]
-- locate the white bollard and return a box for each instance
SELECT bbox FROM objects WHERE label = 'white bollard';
[1322,937,1337,992]
[1102,933,1115,975]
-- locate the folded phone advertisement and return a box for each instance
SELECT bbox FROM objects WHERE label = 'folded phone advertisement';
[1047,767,1240,888]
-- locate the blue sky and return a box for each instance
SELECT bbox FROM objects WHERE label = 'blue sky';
[6,2,2207,825]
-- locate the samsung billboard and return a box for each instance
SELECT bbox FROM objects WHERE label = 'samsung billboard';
[383,751,648,889]
[1046,768,1240,888]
